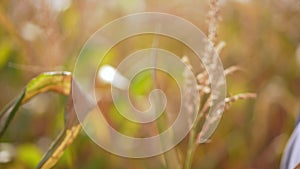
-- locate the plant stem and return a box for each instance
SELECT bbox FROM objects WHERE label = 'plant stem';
[184,94,212,169]
[151,33,181,169]
[185,126,196,169]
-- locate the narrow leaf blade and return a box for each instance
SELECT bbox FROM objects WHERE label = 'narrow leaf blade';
[0,71,72,137]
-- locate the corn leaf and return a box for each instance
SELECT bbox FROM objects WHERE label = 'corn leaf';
[0,71,83,169]
[37,92,81,169]
[0,71,72,137]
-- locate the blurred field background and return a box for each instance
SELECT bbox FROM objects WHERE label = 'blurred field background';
[0,0,300,169]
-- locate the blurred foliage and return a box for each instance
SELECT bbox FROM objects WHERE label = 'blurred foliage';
[0,0,300,169]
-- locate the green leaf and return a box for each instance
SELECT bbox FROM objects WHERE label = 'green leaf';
[37,77,87,169]
[0,71,72,137]
[0,71,82,169]
[37,123,81,169]
[0,89,25,138]
[37,93,81,169]
[23,71,72,103]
